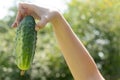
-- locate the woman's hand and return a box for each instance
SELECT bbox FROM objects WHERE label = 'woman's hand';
[12,2,59,31]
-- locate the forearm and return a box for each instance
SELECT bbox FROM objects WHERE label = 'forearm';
[50,12,104,80]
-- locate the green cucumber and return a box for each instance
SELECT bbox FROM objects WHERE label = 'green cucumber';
[14,16,37,71]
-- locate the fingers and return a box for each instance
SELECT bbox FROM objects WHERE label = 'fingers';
[11,21,18,28]
[12,3,27,28]
[12,11,21,28]
[12,2,49,30]
[35,16,48,31]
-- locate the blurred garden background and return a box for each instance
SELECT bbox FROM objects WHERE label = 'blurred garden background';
[0,0,120,80]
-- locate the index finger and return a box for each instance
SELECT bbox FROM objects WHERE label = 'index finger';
[12,3,26,27]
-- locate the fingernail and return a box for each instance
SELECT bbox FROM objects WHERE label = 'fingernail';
[11,23,16,28]
[12,22,19,28]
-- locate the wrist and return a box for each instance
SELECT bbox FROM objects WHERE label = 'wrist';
[49,10,63,25]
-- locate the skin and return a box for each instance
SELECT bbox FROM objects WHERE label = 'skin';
[12,3,105,80]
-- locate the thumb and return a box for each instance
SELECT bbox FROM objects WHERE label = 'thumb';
[35,16,48,31]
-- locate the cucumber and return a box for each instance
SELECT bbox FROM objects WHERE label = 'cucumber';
[14,16,37,71]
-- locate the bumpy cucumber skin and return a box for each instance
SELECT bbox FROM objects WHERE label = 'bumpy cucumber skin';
[15,16,37,70]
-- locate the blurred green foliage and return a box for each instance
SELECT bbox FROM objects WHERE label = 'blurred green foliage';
[0,0,120,80]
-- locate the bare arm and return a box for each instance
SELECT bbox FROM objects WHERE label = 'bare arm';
[50,12,104,80]
[12,3,105,80]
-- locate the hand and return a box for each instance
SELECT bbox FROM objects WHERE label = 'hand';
[12,2,59,31]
